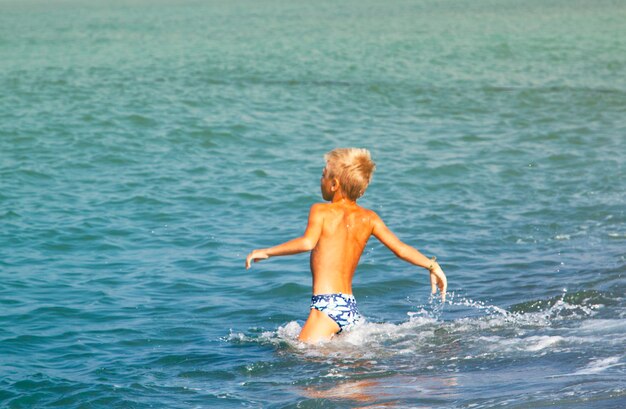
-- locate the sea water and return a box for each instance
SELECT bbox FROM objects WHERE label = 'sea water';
[1,0,625,407]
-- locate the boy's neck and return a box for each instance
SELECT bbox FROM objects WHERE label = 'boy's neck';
[330,190,356,205]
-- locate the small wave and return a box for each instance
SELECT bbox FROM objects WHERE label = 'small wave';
[255,282,309,297]
[571,357,623,375]
[0,210,20,220]
[577,318,626,333]
[550,356,625,378]
[14,168,54,181]
[123,114,157,127]
[477,335,566,353]
[508,290,608,315]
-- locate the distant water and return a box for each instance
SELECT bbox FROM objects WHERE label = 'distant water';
[1,0,625,407]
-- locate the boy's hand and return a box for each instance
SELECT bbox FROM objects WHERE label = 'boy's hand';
[245,249,269,269]
[429,263,447,302]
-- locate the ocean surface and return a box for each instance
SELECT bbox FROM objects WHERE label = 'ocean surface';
[1,0,625,407]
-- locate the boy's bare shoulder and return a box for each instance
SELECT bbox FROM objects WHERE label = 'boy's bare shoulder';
[308,202,332,219]
[310,202,330,212]
[357,206,384,230]
[358,205,380,218]
[363,208,380,224]
[344,204,380,225]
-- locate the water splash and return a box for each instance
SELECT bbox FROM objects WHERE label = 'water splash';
[226,290,608,362]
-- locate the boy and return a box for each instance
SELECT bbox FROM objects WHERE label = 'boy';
[246,148,447,344]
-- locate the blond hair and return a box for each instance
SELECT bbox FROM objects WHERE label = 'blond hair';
[324,148,376,200]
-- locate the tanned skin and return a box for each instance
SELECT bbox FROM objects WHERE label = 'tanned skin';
[246,166,447,344]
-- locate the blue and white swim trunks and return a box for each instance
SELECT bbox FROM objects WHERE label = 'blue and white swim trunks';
[310,293,363,333]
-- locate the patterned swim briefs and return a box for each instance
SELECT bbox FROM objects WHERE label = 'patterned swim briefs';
[310,293,363,333]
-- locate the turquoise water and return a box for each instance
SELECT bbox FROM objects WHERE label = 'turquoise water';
[1,0,625,407]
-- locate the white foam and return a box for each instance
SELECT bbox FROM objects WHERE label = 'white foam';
[524,335,565,351]
[476,335,565,353]
[577,319,626,333]
[571,357,623,375]
[336,316,438,347]
[548,356,625,379]
[274,320,302,339]
[453,297,508,316]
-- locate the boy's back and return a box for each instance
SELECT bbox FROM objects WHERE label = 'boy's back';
[309,201,375,295]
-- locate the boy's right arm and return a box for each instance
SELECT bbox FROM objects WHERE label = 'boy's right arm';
[245,203,325,269]
[371,212,447,301]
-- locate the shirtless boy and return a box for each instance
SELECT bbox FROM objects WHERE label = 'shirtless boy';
[246,148,447,344]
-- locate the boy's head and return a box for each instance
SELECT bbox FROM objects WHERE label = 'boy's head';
[322,148,376,201]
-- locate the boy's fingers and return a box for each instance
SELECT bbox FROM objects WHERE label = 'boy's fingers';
[246,251,269,269]
[430,269,447,303]
[430,272,436,294]
[440,276,447,303]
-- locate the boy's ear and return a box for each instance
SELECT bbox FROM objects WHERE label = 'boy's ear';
[331,177,339,191]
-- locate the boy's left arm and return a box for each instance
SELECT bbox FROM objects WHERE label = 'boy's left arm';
[245,204,324,269]
[371,212,447,301]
